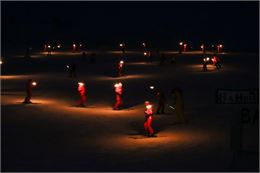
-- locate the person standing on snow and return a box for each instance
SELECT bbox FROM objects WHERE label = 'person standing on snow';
[77,82,86,107]
[114,82,123,110]
[69,63,77,78]
[156,90,166,114]
[117,60,124,77]
[172,88,187,123]
[144,101,156,137]
[23,79,37,104]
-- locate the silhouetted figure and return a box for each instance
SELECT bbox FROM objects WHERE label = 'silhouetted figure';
[23,79,35,104]
[156,90,166,114]
[69,63,77,78]
[117,61,124,77]
[148,51,153,63]
[81,51,86,62]
[203,58,209,72]
[172,88,187,123]
[216,56,222,69]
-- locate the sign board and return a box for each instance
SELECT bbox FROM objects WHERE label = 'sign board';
[216,89,258,104]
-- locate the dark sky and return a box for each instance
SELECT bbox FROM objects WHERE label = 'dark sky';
[2,1,259,52]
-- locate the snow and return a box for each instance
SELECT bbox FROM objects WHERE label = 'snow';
[1,50,259,171]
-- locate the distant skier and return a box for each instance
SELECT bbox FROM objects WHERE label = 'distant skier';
[144,101,156,137]
[212,54,222,69]
[117,60,124,77]
[114,82,123,110]
[77,82,86,107]
[156,90,166,114]
[203,57,209,72]
[23,79,37,104]
[172,88,187,123]
[69,63,77,78]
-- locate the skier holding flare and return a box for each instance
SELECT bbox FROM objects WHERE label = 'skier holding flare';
[144,101,156,137]
[114,82,123,110]
[77,82,86,107]
[117,60,124,77]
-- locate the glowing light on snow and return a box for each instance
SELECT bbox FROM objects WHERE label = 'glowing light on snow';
[32,82,37,86]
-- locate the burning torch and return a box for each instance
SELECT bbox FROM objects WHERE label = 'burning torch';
[217,44,223,53]
[73,43,77,53]
[201,44,205,53]
[179,42,183,53]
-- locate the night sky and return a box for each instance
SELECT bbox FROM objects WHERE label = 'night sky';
[2,1,259,52]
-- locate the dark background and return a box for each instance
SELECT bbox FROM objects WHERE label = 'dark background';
[1,1,259,53]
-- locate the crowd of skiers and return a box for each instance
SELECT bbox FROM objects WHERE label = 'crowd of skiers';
[20,44,224,138]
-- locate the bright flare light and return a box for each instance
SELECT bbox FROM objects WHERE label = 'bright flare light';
[119,43,123,47]
[48,45,51,48]
[57,45,61,48]
[179,42,183,46]
[73,44,76,47]
[120,60,124,64]
[144,52,147,56]
[66,65,70,68]
[150,86,154,90]
[219,44,223,48]
[78,82,84,86]
[0,60,3,65]
[32,82,37,86]
[206,57,210,61]
[114,82,122,88]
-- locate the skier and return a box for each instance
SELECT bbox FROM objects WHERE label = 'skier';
[77,82,86,107]
[120,43,126,55]
[114,82,123,110]
[144,101,156,137]
[72,44,77,53]
[172,88,186,123]
[203,57,209,72]
[117,60,124,77]
[216,56,222,69]
[69,63,77,78]
[156,90,166,114]
[23,79,37,104]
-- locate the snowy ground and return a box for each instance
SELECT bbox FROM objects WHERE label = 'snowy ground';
[1,50,259,171]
